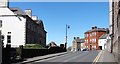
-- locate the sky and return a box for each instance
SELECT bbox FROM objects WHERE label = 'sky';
[9,2,109,47]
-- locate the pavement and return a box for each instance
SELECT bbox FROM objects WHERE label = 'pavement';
[93,50,118,64]
[98,50,116,62]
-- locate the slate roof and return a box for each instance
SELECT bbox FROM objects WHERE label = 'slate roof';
[85,28,109,34]
[9,8,26,15]
[99,34,109,39]
[73,38,84,43]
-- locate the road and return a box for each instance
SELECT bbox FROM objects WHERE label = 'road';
[31,50,100,64]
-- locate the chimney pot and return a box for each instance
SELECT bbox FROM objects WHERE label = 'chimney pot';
[32,16,38,21]
[25,9,32,18]
[77,37,79,39]
[92,27,94,29]
[74,37,76,39]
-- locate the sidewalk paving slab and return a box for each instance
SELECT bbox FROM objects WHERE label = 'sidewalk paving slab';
[97,50,118,64]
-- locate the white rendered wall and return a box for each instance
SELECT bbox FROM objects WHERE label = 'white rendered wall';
[81,43,85,51]
[98,39,107,50]
[0,8,26,47]
[0,8,15,15]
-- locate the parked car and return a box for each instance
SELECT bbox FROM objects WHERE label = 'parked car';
[82,48,89,51]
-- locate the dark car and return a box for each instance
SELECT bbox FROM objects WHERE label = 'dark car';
[82,48,89,51]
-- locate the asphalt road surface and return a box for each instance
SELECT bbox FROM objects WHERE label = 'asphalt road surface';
[31,50,100,64]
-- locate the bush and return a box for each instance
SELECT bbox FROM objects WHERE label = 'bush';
[23,44,45,49]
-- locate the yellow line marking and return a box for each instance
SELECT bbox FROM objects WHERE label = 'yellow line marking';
[92,50,103,64]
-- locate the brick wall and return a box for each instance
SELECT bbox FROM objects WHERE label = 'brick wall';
[84,28,108,50]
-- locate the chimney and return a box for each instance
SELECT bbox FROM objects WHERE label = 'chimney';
[94,26,97,29]
[25,9,32,18]
[77,37,79,39]
[32,16,38,21]
[0,0,9,8]
[74,37,76,39]
[92,26,97,29]
[92,27,94,29]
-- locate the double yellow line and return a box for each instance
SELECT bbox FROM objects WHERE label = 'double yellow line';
[92,50,103,64]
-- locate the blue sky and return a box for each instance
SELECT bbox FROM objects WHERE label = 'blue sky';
[10,2,109,47]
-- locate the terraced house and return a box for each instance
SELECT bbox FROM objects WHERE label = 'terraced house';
[0,1,47,48]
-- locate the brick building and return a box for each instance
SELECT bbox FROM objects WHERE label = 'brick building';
[84,26,109,50]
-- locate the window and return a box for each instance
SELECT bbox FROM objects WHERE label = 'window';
[94,39,96,42]
[86,34,88,37]
[28,23,30,29]
[90,33,93,36]
[30,24,32,29]
[7,35,11,43]
[87,40,88,43]
[87,46,88,48]
[8,32,11,34]
[84,34,86,37]
[90,39,92,42]
[94,32,96,36]
[92,46,96,48]
[1,35,4,43]
[85,34,88,37]
[93,32,96,36]
[0,20,2,28]
[91,32,96,36]
[31,25,34,31]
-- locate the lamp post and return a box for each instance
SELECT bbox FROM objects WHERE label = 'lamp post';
[65,24,70,50]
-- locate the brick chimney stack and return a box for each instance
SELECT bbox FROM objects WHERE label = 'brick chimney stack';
[92,26,97,29]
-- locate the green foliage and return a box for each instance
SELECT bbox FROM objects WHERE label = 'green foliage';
[24,44,45,49]
[16,48,21,56]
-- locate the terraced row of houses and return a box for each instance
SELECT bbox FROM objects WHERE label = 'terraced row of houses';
[71,26,109,51]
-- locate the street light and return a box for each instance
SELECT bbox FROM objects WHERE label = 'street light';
[65,24,70,50]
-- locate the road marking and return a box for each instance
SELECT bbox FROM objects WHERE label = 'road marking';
[92,50,103,64]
